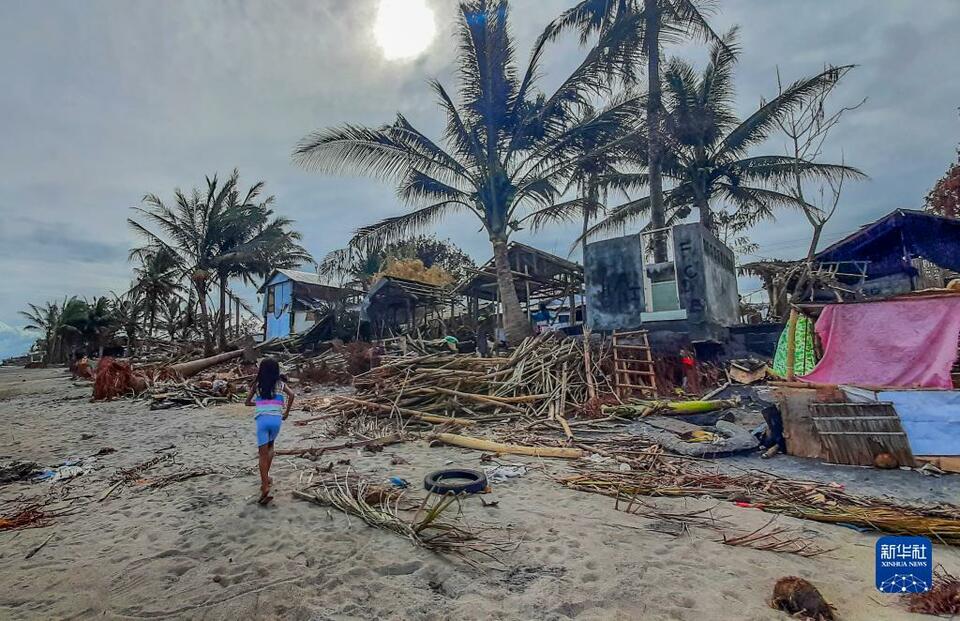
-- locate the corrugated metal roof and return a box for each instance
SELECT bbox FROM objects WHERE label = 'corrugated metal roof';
[276,268,324,285]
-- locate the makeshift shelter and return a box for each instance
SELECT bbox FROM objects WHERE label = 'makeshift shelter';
[814,209,960,297]
[361,276,460,339]
[260,269,360,340]
[458,242,584,332]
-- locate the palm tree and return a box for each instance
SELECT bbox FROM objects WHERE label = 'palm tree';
[294,0,640,344]
[130,246,180,339]
[212,188,312,350]
[112,290,144,355]
[586,32,864,238]
[129,170,310,354]
[19,301,62,364]
[549,0,724,259]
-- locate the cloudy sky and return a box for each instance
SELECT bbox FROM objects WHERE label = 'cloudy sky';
[1,0,958,357]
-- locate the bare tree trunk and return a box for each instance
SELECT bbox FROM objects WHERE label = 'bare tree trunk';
[217,273,228,352]
[491,237,531,346]
[806,222,825,262]
[645,0,667,262]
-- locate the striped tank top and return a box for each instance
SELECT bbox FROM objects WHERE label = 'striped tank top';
[254,382,285,417]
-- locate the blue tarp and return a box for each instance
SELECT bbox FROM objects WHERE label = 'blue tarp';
[815,209,960,278]
[877,391,960,456]
[841,386,960,456]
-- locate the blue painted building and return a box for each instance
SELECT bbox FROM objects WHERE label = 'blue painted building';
[259,269,359,340]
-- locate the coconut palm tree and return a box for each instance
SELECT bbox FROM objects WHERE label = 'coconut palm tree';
[210,183,312,350]
[19,300,62,364]
[129,170,311,354]
[130,246,180,339]
[549,0,724,258]
[294,0,641,344]
[586,32,864,238]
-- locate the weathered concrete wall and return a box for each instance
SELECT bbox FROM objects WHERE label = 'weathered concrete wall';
[584,234,645,331]
[701,229,740,326]
[673,223,739,340]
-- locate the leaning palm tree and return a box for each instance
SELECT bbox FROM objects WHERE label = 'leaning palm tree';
[549,0,724,258]
[586,32,864,239]
[19,300,62,364]
[130,170,310,354]
[294,0,641,344]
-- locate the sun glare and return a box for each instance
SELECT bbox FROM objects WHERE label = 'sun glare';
[373,0,436,61]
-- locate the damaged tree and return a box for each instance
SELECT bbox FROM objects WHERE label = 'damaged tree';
[294,0,644,345]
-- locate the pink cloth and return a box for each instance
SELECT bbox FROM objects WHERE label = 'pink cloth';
[800,296,960,389]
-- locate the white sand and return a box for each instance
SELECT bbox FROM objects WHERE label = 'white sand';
[1,366,958,620]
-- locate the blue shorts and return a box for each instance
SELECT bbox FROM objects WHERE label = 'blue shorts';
[255,414,282,447]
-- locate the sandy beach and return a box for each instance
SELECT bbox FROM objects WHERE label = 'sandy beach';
[1,366,958,620]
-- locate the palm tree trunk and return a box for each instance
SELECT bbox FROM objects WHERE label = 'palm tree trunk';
[491,237,530,345]
[645,0,667,262]
[195,281,214,356]
[217,273,228,352]
[582,184,596,401]
[697,196,714,231]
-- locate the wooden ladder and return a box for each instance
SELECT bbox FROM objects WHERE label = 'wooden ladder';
[612,329,657,399]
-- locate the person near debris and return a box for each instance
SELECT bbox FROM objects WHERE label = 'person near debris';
[245,357,294,504]
[531,302,554,334]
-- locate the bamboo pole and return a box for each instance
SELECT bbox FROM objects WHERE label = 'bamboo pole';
[336,396,475,426]
[433,433,584,459]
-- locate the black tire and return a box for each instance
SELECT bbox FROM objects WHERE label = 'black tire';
[423,468,487,495]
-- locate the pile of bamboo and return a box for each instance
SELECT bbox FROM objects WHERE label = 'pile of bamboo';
[323,333,603,429]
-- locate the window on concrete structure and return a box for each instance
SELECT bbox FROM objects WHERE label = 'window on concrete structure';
[266,288,276,313]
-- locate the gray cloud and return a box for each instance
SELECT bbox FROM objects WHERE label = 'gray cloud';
[0,0,958,328]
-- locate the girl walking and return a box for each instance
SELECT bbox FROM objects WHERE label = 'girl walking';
[245,357,294,504]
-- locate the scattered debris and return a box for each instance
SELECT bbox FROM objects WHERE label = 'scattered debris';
[563,449,960,544]
[423,469,488,494]
[0,461,42,485]
[24,533,55,560]
[483,465,527,484]
[721,517,833,557]
[770,576,835,621]
[903,566,960,615]
[0,504,73,532]
[293,470,515,567]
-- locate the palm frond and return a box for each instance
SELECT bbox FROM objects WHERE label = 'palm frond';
[720,65,855,156]
[351,200,468,250]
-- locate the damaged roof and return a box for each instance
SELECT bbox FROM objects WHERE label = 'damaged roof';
[814,209,960,277]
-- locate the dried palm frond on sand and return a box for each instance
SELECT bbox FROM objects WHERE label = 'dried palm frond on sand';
[904,566,960,615]
[563,448,960,545]
[293,470,517,568]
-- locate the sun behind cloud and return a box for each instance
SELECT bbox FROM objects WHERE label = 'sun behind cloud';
[373,0,436,61]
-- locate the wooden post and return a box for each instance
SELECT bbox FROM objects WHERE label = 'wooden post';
[785,308,799,380]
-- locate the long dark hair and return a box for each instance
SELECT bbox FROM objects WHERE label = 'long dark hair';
[256,357,281,399]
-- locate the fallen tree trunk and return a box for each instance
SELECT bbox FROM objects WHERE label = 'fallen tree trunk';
[167,349,243,379]
[433,433,584,459]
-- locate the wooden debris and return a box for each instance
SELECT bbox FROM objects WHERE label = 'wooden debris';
[324,333,606,428]
[433,433,584,459]
[562,450,960,544]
